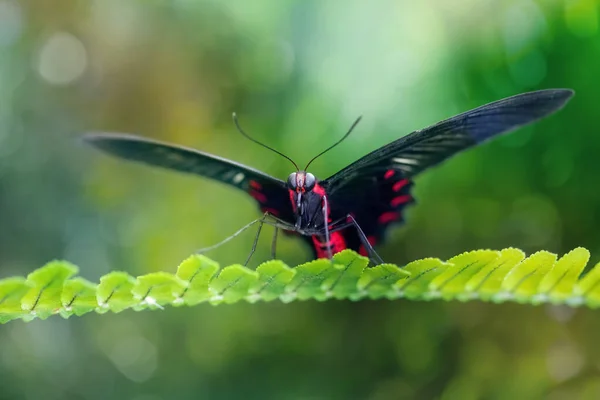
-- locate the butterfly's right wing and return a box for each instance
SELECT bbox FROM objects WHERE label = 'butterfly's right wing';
[324,89,574,190]
[83,133,295,222]
[321,89,574,254]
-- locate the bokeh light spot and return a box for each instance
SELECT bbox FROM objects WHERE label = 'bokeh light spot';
[542,145,575,188]
[36,32,88,85]
[108,336,158,383]
[546,341,584,382]
[508,49,547,89]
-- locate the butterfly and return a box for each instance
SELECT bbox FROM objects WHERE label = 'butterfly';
[84,89,574,264]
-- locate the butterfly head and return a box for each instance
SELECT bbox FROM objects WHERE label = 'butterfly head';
[287,171,316,228]
[287,171,316,193]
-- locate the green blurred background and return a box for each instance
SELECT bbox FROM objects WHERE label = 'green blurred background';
[1,0,600,399]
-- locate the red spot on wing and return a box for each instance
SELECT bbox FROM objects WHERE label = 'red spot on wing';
[312,232,347,259]
[384,169,395,179]
[392,179,410,192]
[249,180,262,190]
[250,190,267,203]
[378,211,400,224]
[391,195,412,207]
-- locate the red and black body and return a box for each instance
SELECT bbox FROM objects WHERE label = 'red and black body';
[266,171,414,260]
[83,89,574,262]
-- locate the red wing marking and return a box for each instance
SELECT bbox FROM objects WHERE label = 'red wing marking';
[250,190,267,203]
[384,169,395,180]
[312,232,347,259]
[390,195,412,207]
[392,179,410,192]
[378,211,400,224]
[249,180,262,190]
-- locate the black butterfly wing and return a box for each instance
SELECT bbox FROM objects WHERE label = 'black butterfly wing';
[83,133,295,222]
[323,89,574,253]
[326,172,415,256]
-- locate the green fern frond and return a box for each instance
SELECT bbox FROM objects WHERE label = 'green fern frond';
[0,247,597,324]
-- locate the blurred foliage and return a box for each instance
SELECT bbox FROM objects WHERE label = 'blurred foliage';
[1,0,600,399]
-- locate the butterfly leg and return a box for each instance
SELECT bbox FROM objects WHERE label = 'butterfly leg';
[271,227,279,259]
[196,212,282,258]
[246,215,291,265]
[346,214,384,265]
[244,214,268,266]
[322,195,333,260]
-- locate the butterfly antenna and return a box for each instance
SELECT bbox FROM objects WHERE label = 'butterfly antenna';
[232,113,299,171]
[304,116,362,171]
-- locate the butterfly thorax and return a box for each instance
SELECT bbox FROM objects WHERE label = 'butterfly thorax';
[289,185,327,230]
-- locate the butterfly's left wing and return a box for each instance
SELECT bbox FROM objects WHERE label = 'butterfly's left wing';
[83,133,295,222]
[322,89,574,254]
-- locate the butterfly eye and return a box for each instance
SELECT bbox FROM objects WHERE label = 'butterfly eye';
[304,173,316,190]
[287,172,297,189]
